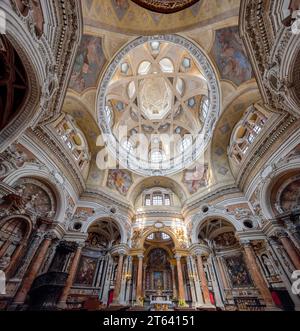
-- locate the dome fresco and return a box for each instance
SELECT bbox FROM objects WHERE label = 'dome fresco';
[97,35,220,176]
[1,0,300,315]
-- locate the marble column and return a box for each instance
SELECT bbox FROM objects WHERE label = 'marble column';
[14,233,54,305]
[142,264,147,296]
[5,242,26,276]
[58,243,83,307]
[217,256,230,289]
[136,255,143,304]
[170,264,177,298]
[190,256,203,306]
[113,253,124,303]
[175,255,185,301]
[196,254,211,305]
[242,241,274,307]
[277,231,300,270]
[267,238,300,310]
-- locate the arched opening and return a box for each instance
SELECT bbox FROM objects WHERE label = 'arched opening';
[13,177,57,218]
[0,217,31,274]
[72,219,121,308]
[0,36,28,132]
[144,232,174,301]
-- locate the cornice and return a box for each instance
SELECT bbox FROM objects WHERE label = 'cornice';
[182,184,241,215]
[27,126,85,195]
[80,190,134,218]
[237,114,298,189]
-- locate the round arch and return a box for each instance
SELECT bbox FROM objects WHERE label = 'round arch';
[260,162,300,219]
[137,227,181,250]
[0,7,44,153]
[3,168,66,223]
[82,216,128,245]
[0,214,33,241]
[128,176,188,206]
[190,212,243,244]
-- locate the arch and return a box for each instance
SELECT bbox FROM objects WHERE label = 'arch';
[3,169,66,223]
[0,5,43,152]
[128,176,188,206]
[260,163,300,219]
[82,216,127,245]
[0,214,32,241]
[190,212,244,244]
[138,227,181,250]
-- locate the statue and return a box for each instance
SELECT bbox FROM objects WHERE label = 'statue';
[0,194,26,215]
[0,253,11,270]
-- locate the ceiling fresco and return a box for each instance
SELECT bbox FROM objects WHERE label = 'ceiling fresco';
[82,0,240,35]
[62,0,262,200]
[131,0,201,14]
[211,26,254,86]
[69,35,106,94]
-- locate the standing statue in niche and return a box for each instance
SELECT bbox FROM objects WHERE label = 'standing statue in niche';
[262,254,276,276]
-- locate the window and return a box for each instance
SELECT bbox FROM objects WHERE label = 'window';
[176,78,185,96]
[138,61,151,75]
[201,96,210,119]
[56,115,90,170]
[147,233,154,240]
[229,106,268,164]
[143,189,173,206]
[105,105,113,124]
[162,233,170,240]
[164,194,170,206]
[145,195,151,206]
[153,194,163,206]
[151,150,166,163]
[178,136,192,153]
[159,58,174,73]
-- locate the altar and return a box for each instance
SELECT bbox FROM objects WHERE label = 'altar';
[149,295,174,311]
[150,296,174,311]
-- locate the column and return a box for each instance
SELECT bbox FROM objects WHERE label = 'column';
[277,231,300,270]
[136,255,143,304]
[142,264,147,296]
[242,240,274,307]
[217,256,230,289]
[170,264,177,299]
[125,256,133,304]
[267,238,300,310]
[112,253,124,303]
[190,256,203,306]
[196,254,211,305]
[58,243,83,307]
[5,242,26,277]
[14,232,54,305]
[175,255,185,302]
[187,257,196,306]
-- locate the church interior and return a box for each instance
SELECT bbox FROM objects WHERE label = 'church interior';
[0,0,300,312]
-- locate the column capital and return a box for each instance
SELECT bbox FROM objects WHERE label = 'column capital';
[44,231,57,241]
[137,254,144,260]
[175,254,182,260]
[189,243,210,257]
[273,229,288,239]
[240,239,253,248]
[110,244,129,256]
